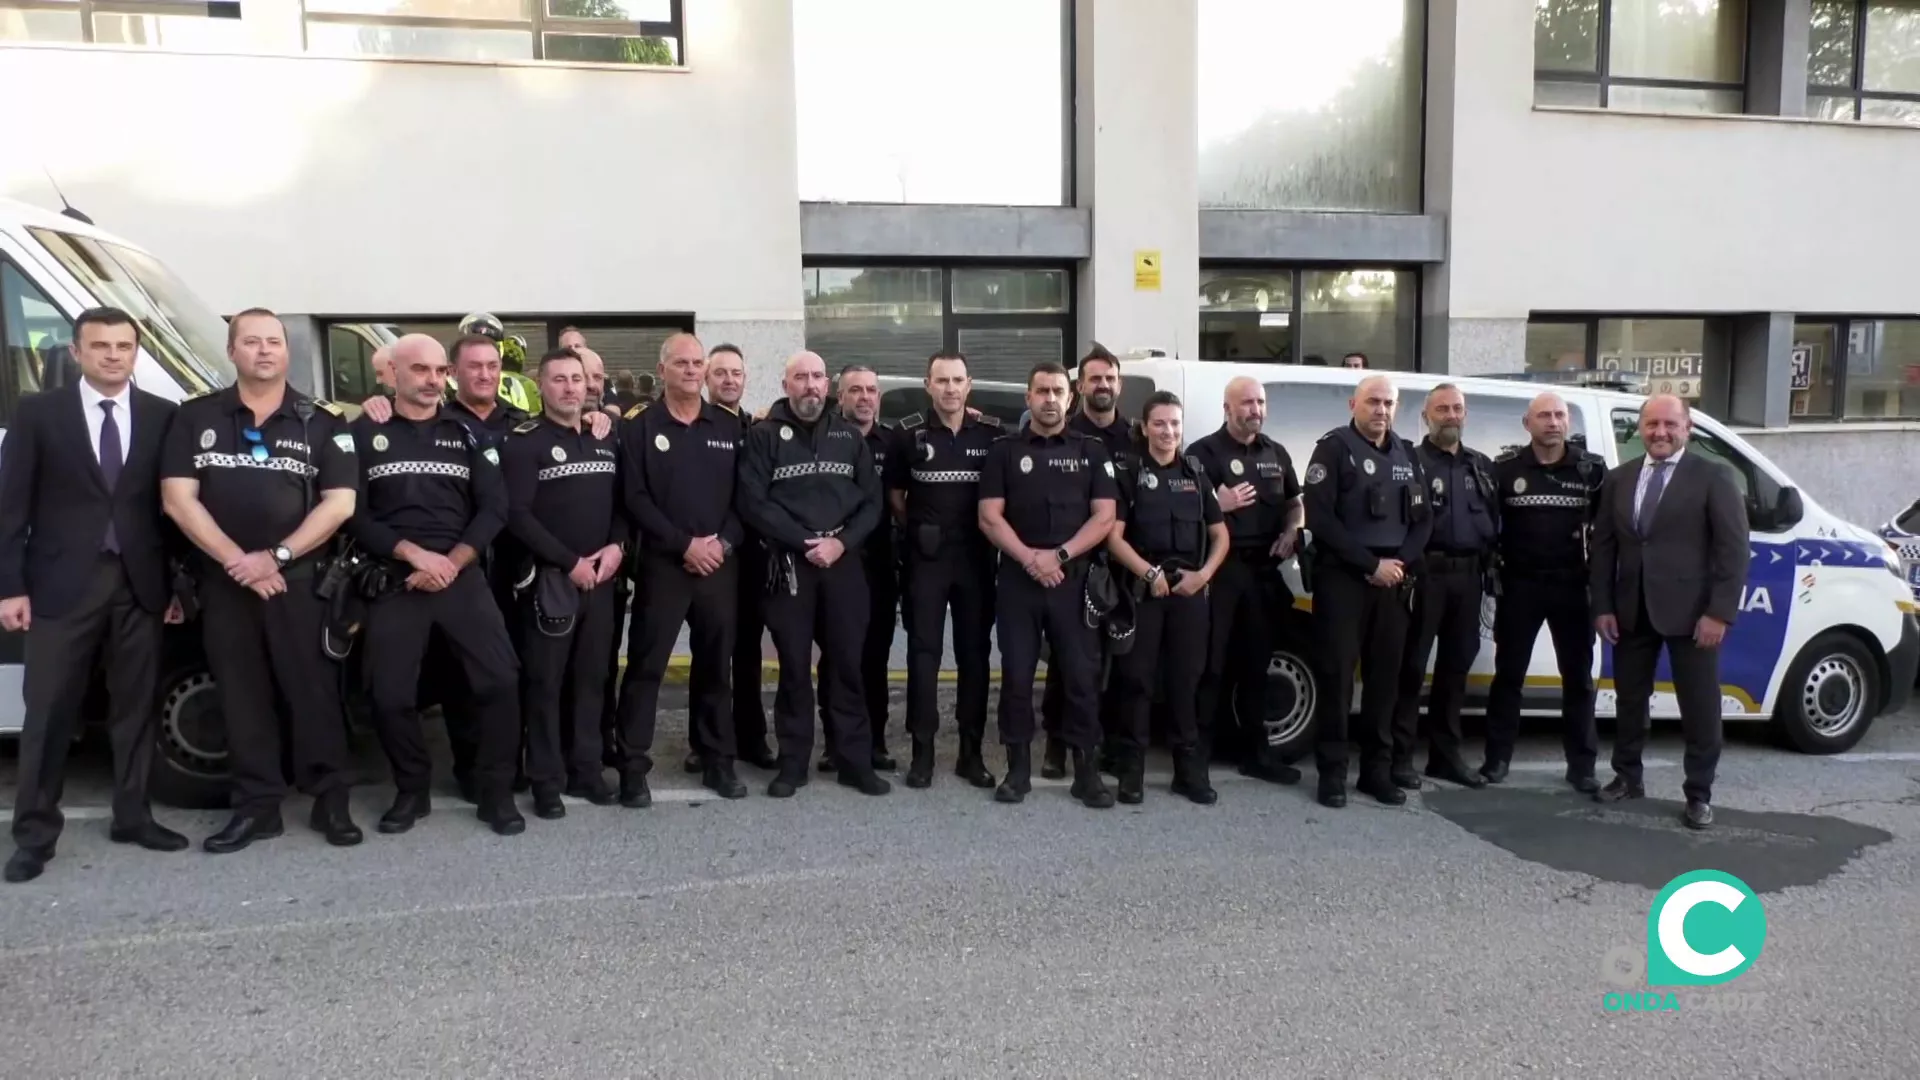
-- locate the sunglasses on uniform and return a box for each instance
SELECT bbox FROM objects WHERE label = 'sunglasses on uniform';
[241,427,270,462]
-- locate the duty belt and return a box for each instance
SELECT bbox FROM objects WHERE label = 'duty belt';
[1424,551,1483,571]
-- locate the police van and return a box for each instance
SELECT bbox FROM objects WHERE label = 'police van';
[1126,359,1919,762]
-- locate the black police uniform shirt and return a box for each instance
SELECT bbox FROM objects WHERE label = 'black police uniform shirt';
[501,413,627,569]
[346,408,508,559]
[1302,422,1431,574]
[1120,452,1223,566]
[737,399,884,554]
[1070,411,1137,487]
[1493,442,1605,576]
[1189,426,1301,550]
[1416,437,1498,555]
[978,425,1120,550]
[886,411,1002,542]
[846,413,898,559]
[160,386,358,566]
[620,399,742,558]
[446,395,526,451]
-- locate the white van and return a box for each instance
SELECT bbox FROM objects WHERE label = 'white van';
[1,197,240,806]
[1125,359,1920,760]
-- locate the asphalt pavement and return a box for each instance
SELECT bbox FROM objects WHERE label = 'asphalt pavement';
[5,690,1920,1077]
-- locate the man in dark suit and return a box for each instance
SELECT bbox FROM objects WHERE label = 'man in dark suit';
[0,307,189,883]
[1590,394,1749,830]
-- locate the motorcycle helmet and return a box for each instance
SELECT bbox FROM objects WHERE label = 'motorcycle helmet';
[458,312,506,342]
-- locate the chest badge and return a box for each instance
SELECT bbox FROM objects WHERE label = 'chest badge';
[551,446,567,463]
[483,447,500,466]
[372,434,389,453]
[1514,477,1528,494]
[1104,460,1115,478]
[1433,477,1445,495]
[1362,458,1377,476]
[654,433,670,452]
[198,429,215,450]
[1143,472,1159,490]
[780,425,793,441]
[922,443,935,461]
[1229,459,1244,476]
[1019,455,1033,474]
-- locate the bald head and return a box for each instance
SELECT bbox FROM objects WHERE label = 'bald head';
[370,344,395,390]
[1223,375,1266,442]
[1638,393,1691,461]
[391,333,449,411]
[657,334,706,402]
[783,350,830,421]
[1350,375,1398,441]
[1523,391,1571,453]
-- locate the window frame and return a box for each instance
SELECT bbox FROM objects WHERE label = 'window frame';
[1525,312,1720,401]
[1806,0,1920,121]
[1198,263,1424,371]
[1791,313,1920,423]
[0,254,74,425]
[1533,0,1751,111]
[801,261,1077,382]
[299,0,686,65]
[1,0,245,44]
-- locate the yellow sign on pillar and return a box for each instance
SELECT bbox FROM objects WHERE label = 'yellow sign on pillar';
[1134,249,1162,291]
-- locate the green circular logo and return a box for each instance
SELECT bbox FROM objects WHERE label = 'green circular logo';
[1646,870,1767,987]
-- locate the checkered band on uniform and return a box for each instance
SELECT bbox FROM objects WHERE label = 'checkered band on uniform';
[192,452,318,478]
[910,469,981,484]
[536,461,616,482]
[367,461,472,482]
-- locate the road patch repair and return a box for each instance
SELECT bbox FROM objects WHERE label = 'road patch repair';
[1423,786,1893,893]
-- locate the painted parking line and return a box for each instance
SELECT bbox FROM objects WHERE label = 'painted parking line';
[1501,758,1673,772]
[1829,751,1920,763]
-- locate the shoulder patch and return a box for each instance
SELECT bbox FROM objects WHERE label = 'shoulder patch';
[314,398,346,418]
[512,420,540,435]
[1494,446,1520,462]
[899,412,925,429]
[624,402,648,420]
[977,413,1003,428]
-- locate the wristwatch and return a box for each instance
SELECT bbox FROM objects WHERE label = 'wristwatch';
[1143,566,1163,584]
[1055,547,1071,564]
[271,545,293,568]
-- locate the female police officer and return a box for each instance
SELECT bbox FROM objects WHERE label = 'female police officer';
[1105,392,1229,805]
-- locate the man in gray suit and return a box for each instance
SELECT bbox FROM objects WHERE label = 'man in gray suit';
[1589,394,1749,829]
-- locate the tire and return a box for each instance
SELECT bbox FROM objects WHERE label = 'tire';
[1771,631,1879,755]
[149,663,232,810]
[1228,643,1318,764]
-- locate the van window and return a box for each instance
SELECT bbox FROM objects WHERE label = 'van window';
[879,383,1028,428]
[328,326,377,403]
[1611,405,1792,532]
[1466,391,1587,458]
[1,260,74,423]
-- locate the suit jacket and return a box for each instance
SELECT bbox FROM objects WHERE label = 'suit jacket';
[0,383,177,619]
[1590,450,1749,639]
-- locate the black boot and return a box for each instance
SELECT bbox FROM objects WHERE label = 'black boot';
[478,790,527,836]
[619,771,653,809]
[203,810,284,855]
[905,737,935,789]
[1239,742,1302,785]
[1070,748,1116,809]
[1040,736,1067,780]
[532,784,566,820]
[954,734,997,789]
[703,758,748,799]
[995,744,1032,804]
[871,739,898,773]
[1116,747,1145,805]
[1171,748,1218,805]
[379,790,432,834]
[1098,740,1121,777]
[1390,759,1423,791]
[310,788,363,847]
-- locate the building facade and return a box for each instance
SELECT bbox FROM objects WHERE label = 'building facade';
[2,0,1916,523]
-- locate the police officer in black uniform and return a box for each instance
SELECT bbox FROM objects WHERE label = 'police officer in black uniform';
[1040,344,1134,779]
[1481,391,1605,792]
[1303,374,1431,808]
[1189,375,1305,785]
[736,350,891,799]
[1390,383,1497,790]
[159,308,362,851]
[890,352,1001,791]
[347,334,525,836]
[1105,391,1229,805]
[501,348,628,820]
[979,360,1120,809]
[815,364,899,775]
[618,333,750,805]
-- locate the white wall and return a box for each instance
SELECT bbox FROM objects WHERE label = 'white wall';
[1439,1,1920,320]
[0,0,803,329]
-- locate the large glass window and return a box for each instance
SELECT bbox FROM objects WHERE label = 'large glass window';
[302,0,682,65]
[1535,0,1749,114]
[1197,0,1424,213]
[1807,1,1920,125]
[793,1,1067,206]
[1788,318,1920,422]
[1525,316,1723,406]
[0,1,256,48]
[0,260,73,421]
[1200,267,1417,370]
[803,266,1071,384]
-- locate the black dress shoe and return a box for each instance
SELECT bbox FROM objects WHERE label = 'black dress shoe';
[683,752,705,775]
[905,739,935,789]
[566,779,619,807]
[1039,737,1067,780]
[4,848,50,883]
[1479,760,1510,785]
[1070,750,1115,810]
[532,787,567,820]
[1567,772,1601,795]
[620,773,653,809]
[738,742,779,770]
[379,791,433,834]
[1594,776,1646,803]
[1239,755,1303,785]
[1390,766,1422,791]
[872,747,898,773]
[1426,759,1488,789]
[954,737,997,789]
[109,821,191,852]
[703,761,749,800]
[1356,775,1408,806]
[1683,800,1714,830]
[995,743,1032,804]
[479,794,527,836]
[203,811,285,855]
[768,766,807,799]
[837,768,892,796]
[310,793,363,847]
[1317,778,1348,809]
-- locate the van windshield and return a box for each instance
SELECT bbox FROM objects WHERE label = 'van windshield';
[27,226,235,394]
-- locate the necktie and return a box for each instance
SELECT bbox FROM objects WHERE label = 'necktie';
[1637,459,1670,538]
[99,399,122,553]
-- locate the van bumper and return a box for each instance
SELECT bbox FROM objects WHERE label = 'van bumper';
[1887,614,1919,713]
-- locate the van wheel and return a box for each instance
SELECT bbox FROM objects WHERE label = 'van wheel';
[150,664,231,810]
[1256,647,1318,762]
[1772,632,1878,755]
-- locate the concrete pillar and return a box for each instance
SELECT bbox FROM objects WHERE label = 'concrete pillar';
[1729,313,1795,428]
[1746,0,1812,117]
[1072,0,1199,363]
[1419,0,1460,373]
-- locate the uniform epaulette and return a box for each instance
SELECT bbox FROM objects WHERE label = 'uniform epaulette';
[1494,445,1521,462]
[512,419,540,435]
[977,413,1003,428]
[624,402,648,420]
[314,398,346,418]
[899,412,925,429]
